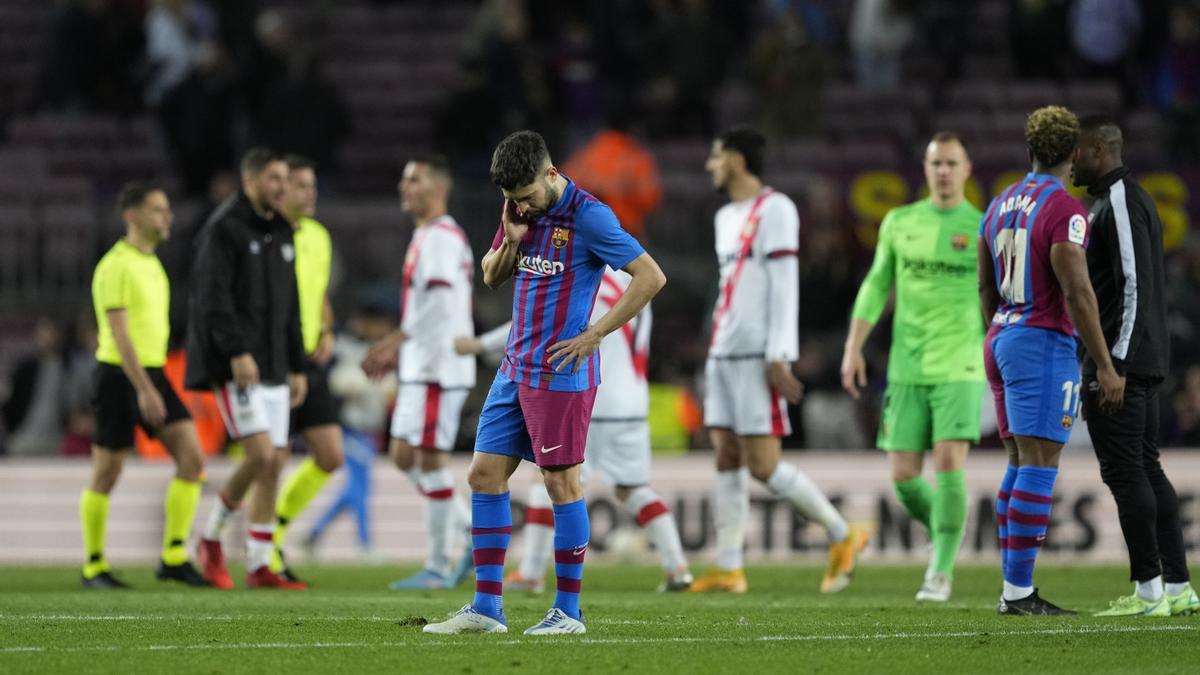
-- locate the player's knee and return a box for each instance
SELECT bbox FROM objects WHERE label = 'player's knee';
[91,465,122,493]
[241,438,275,473]
[467,463,503,493]
[175,450,204,482]
[418,448,446,472]
[543,473,583,504]
[389,440,415,471]
[746,455,777,483]
[891,465,920,483]
[315,448,343,473]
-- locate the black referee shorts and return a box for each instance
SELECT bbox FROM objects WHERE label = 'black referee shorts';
[92,362,191,450]
[291,361,339,434]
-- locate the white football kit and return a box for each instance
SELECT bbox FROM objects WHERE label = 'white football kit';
[704,188,800,437]
[389,215,476,451]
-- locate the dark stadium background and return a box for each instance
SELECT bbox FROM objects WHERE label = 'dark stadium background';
[2,0,1199,456]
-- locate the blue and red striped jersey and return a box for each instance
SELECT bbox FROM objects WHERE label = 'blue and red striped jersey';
[979,172,1090,336]
[492,178,645,391]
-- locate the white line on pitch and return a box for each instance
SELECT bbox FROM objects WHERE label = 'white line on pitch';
[0,623,1192,655]
[0,614,654,626]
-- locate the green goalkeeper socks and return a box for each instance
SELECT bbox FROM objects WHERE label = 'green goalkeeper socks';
[893,476,933,529]
[931,469,967,577]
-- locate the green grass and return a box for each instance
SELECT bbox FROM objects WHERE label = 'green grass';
[0,563,1194,674]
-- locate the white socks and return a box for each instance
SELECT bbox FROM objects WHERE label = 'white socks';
[203,494,237,541]
[1166,581,1191,597]
[1003,581,1034,601]
[519,482,555,580]
[715,469,750,571]
[404,467,422,492]
[247,523,275,572]
[1137,575,1164,602]
[421,468,456,575]
[624,486,688,573]
[766,462,848,543]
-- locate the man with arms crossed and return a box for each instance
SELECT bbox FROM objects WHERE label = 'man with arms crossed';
[423,130,665,635]
[693,126,864,595]
[187,147,308,589]
[841,132,983,601]
[80,182,207,588]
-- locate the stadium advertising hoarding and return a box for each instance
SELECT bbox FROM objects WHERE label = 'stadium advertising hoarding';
[843,168,1194,251]
[3,452,1198,564]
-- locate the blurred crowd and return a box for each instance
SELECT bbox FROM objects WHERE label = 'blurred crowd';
[32,0,349,195]
[4,0,1200,454]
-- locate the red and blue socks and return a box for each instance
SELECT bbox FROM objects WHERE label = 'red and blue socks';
[471,492,511,621]
[1003,465,1057,601]
[552,499,589,620]
[996,464,1018,575]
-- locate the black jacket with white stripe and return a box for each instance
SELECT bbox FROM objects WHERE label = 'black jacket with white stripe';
[1081,165,1169,379]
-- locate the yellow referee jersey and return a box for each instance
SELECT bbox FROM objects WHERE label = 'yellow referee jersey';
[92,239,170,367]
[293,216,332,354]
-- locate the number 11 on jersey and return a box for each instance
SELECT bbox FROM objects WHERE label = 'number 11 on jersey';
[994,228,1029,304]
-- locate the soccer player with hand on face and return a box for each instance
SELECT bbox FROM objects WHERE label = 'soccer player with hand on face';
[423,130,665,636]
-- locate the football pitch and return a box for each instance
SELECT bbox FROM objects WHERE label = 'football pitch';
[0,563,1194,674]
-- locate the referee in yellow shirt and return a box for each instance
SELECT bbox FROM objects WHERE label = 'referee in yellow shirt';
[268,155,345,581]
[80,183,208,588]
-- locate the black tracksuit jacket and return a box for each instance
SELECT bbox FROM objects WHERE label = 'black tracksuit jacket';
[184,191,305,389]
[1080,165,1169,379]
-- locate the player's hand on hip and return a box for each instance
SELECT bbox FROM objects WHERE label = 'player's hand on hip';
[231,353,259,388]
[136,385,167,429]
[454,336,484,355]
[840,349,867,400]
[1097,366,1126,412]
[767,360,804,404]
[502,199,529,244]
[547,328,602,375]
[288,372,308,409]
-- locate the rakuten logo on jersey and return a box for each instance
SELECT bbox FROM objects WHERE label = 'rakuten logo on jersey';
[518,254,565,276]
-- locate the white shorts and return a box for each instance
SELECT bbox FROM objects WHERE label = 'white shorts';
[580,418,652,487]
[213,383,291,448]
[389,383,468,451]
[703,357,791,437]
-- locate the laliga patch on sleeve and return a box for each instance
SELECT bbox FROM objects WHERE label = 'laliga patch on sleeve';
[1068,214,1087,245]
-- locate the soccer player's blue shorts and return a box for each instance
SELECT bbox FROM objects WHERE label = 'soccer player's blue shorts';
[990,325,1082,444]
[474,371,597,467]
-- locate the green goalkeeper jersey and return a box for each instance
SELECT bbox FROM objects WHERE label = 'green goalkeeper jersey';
[851,198,984,385]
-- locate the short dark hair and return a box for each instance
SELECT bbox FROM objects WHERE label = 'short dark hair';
[1078,113,1123,150]
[284,154,316,172]
[929,130,969,154]
[116,181,161,211]
[241,146,284,175]
[490,131,550,190]
[1078,113,1119,133]
[718,126,766,178]
[408,152,452,181]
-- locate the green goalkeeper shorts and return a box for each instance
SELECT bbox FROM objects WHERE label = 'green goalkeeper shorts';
[877,381,984,452]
